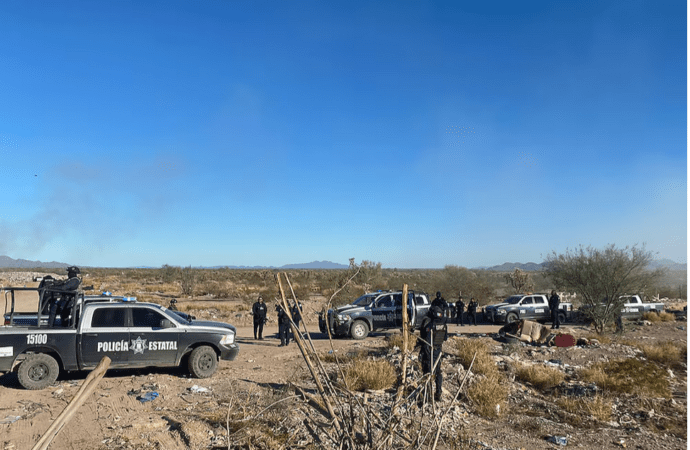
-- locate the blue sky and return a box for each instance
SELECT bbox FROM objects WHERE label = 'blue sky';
[0,1,686,268]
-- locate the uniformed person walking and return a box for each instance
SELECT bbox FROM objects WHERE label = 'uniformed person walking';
[419,305,448,402]
[456,296,465,326]
[291,302,303,340]
[467,298,478,326]
[252,295,268,340]
[549,290,561,329]
[276,303,291,346]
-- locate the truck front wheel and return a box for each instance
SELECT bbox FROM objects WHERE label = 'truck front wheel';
[188,346,218,378]
[506,313,519,324]
[17,353,59,390]
[350,320,369,340]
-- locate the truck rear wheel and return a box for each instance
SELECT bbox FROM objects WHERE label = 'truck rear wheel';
[17,353,59,390]
[558,312,566,324]
[350,320,369,340]
[187,346,218,378]
[506,313,518,324]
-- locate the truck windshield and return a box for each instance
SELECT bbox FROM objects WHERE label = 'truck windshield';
[353,294,376,306]
[505,296,522,304]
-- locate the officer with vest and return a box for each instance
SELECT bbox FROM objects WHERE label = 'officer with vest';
[252,295,268,340]
[48,266,81,327]
[467,298,478,325]
[419,305,448,402]
[549,290,561,329]
[455,296,465,326]
[276,303,291,346]
[291,302,303,340]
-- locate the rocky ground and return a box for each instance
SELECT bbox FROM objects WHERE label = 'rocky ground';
[0,273,686,449]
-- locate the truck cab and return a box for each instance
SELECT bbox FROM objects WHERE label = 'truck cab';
[483,293,572,324]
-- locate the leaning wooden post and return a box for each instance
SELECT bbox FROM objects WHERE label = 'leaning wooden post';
[276,273,341,431]
[33,356,111,450]
[396,284,409,403]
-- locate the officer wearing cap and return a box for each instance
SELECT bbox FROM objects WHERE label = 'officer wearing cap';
[252,295,268,340]
[276,303,290,346]
[419,305,448,402]
[291,302,303,340]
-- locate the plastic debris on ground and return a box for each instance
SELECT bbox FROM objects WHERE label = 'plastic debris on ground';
[188,385,210,393]
[137,392,159,402]
[547,435,568,445]
[0,415,21,424]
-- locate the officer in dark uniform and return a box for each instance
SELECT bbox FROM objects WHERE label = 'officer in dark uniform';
[456,296,465,326]
[549,290,561,329]
[431,291,448,319]
[291,302,303,340]
[252,296,268,340]
[38,275,56,315]
[467,298,478,325]
[419,305,448,402]
[276,303,290,346]
[615,309,624,334]
[49,266,81,327]
[168,299,179,311]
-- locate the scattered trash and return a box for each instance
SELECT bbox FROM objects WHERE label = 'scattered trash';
[137,392,159,402]
[188,385,209,394]
[547,435,567,446]
[0,415,21,424]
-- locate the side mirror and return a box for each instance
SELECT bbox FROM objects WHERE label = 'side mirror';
[160,319,175,328]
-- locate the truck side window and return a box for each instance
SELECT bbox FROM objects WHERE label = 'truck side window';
[377,295,393,308]
[522,297,533,305]
[132,308,166,328]
[91,308,126,328]
[393,294,402,306]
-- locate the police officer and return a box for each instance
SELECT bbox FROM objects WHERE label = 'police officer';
[168,299,179,311]
[276,303,290,346]
[549,290,561,329]
[419,305,448,402]
[291,302,303,340]
[467,298,478,325]
[252,296,268,340]
[49,266,81,327]
[456,296,465,326]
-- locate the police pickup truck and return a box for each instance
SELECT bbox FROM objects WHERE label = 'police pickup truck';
[319,290,431,339]
[0,286,239,389]
[578,294,665,321]
[483,293,573,325]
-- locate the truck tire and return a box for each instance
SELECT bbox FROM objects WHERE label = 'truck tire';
[506,313,519,324]
[558,312,566,324]
[350,320,369,340]
[17,353,59,390]
[187,346,218,378]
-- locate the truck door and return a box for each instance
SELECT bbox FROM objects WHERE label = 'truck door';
[79,306,130,369]
[533,296,548,319]
[129,306,179,367]
[371,294,395,330]
[520,297,535,319]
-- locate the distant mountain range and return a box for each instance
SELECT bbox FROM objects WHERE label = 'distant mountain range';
[0,255,684,271]
[483,258,686,272]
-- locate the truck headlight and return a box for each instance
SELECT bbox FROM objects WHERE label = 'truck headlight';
[220,334,235,345]
[337,314,350,322]
[496,309,506,315]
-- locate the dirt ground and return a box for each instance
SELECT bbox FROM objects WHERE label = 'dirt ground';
[0,275,686,450]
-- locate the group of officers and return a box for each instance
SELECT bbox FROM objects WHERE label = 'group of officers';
[251,295,302,347]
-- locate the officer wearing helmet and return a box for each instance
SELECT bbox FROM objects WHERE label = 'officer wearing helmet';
[419,304,448,402]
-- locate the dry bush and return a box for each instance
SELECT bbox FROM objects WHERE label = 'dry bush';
[454,338,498,377]
[579,358,671,398]
[557,395,612,423]
[585,333,611,344]
[343,358,397,391]
[657,311,676,322]
[386,332,417,350]
[466,374,508,418]
[643,311,661,322]
[515,363,566,391]
[638,340,687,369]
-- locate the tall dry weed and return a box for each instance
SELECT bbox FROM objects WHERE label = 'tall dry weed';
[515,363,565,391]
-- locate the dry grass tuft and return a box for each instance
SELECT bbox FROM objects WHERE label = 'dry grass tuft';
[579,358,671,398]
[557,395,612,422]
[638,340,687,369]
[343,358,397,391]
[386,332,417,350]
[515,364,566,391]
[466,374,509,418]
[643,311,661,322]
[454,338,498,377]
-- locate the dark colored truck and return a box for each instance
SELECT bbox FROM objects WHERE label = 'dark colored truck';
[0,286,239,389]
[483,293,573,324]
[319,290,431,339]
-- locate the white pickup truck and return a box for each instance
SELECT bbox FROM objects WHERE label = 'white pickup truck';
[618,294,664,319]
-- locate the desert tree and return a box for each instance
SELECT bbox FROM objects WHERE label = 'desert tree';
[544,244,664,333]
[504,268,534,294]
[180,265,196,297]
